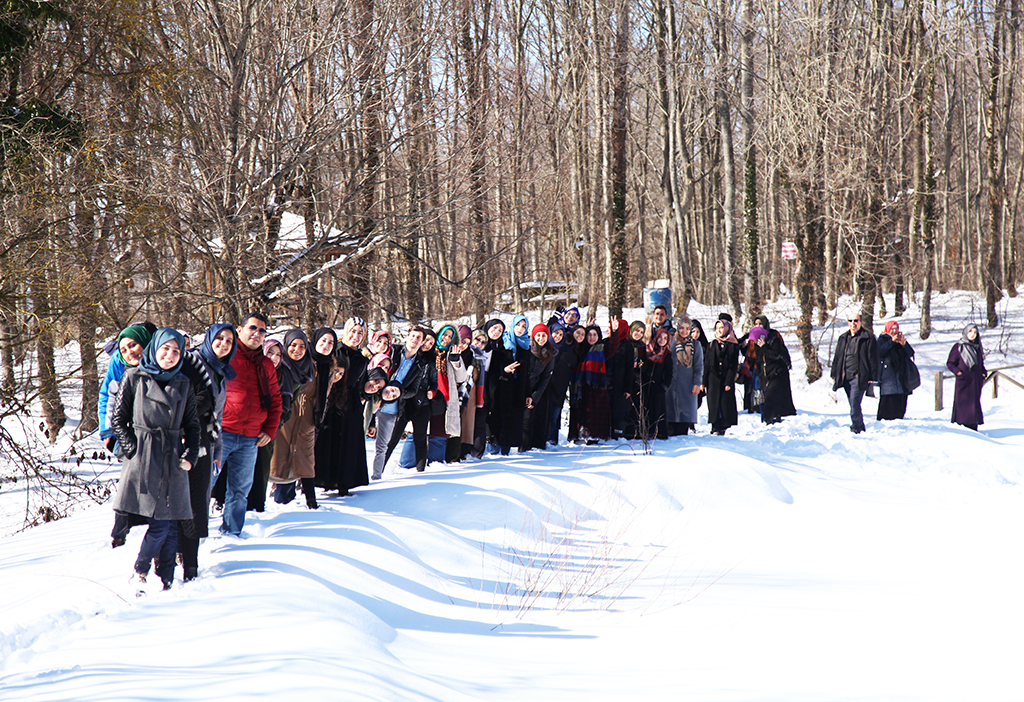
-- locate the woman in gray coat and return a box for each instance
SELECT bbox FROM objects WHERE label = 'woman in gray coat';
[111,328,200,591]
[666,319,704,435]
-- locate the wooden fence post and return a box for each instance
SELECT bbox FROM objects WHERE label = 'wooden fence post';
[934,371,943,411]
[993,372,999,399]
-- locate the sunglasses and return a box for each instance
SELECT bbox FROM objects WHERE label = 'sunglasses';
[246,324,268,335]
[847,319,860,324]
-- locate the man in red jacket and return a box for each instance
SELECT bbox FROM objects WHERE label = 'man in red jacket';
[220,312,282,536]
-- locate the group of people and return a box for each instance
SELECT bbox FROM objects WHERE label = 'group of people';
[96,305,802,590]
[830,314,986,433]
[97,301,987,591]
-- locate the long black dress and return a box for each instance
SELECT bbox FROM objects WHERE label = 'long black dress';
[315,343,369,494]
[703,339,739,434]
[486,340,528,451]
[752,332,796,424]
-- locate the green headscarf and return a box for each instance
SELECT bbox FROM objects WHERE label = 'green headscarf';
[117,324,154,365]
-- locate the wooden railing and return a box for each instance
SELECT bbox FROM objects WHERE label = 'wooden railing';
[934,364,1024,411]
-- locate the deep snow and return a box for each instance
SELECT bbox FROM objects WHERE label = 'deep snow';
[1,290,1023,701]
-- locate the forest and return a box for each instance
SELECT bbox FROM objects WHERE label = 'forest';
[0,0,1021,440]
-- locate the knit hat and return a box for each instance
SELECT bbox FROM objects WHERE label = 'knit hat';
[458,325,473,341]
[531,323,550,339]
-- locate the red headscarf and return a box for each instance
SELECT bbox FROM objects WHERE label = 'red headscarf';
[884,320,899,336]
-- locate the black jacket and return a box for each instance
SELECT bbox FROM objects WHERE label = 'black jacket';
[831,328,878,391]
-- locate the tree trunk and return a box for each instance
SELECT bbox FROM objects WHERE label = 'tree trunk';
[741,0,759,324]
[608,0,629,318]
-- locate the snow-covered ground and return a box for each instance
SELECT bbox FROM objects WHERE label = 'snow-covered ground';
[2,290,1023,701]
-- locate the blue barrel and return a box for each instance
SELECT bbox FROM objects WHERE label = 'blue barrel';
[643,287,672,318]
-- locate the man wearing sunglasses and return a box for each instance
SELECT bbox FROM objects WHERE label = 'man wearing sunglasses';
[220,312,282,535]
[830,313,878,434]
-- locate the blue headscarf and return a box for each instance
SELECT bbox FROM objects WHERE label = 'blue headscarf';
[140,328,186,382]
[503,315,531,351]
[549,321,566,351]
[195,322,238,381]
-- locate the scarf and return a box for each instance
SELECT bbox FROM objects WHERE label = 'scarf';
[562,306,581,327]
[139,327,185,382]
[195,322,237,381]
[691,319,710,354]
[310,327,338,425]
[574,331,608,389]
[714,319,739,345]
[608,319,628,355]
[238,339,273,411]
[436,325,457,352]
[957,324,982,370]
[117,324,154,366]
[646,328,671,364]
[503,314,531,352]
[279,328,315,388]
[262,338,283,359]
[675,337,694,368]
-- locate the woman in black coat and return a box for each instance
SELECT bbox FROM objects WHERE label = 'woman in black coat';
[747,326,796,425]
[487,315,531,454]
[521,323,555,451]
[316,318,368,495]
[703,320,739,435]
[178,323,236,582]
[547,324,583,445]
[640,327,674,440]
[877,320,915,421]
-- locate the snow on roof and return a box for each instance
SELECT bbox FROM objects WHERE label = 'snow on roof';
[208,212,344,254]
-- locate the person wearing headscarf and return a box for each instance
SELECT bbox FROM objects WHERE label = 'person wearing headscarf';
[622,321,648,438]
[544,323,579,445]
[605,319,632,439]
[260,329,317,508]
[454,325,482,460]
[946,323,985,430]
[561,306,581,328]
[100,324,156,456]
[272,327,339,507]
[521,323,556,451]
[245,338,285,512]
[487,316,530,454]
[429,324,469,462]
[177,322,237,581]
[747,324,796,425]
[564,325,589,442]
[316,317,369,495]
[110,328,200,592]
[703,319,740,435]
[574,325,611,442]
[665,318,703,435]
[105,323,157,549]
[639,326,674,440]
[875,320,916,421]
[464,326,493,458]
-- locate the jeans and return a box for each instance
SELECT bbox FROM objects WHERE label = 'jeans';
[372,412,398,479]
[220,431,259,535]
[844,377,867,433]
[135,518,178,584]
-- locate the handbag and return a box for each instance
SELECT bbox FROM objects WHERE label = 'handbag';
[903,358,921,393]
